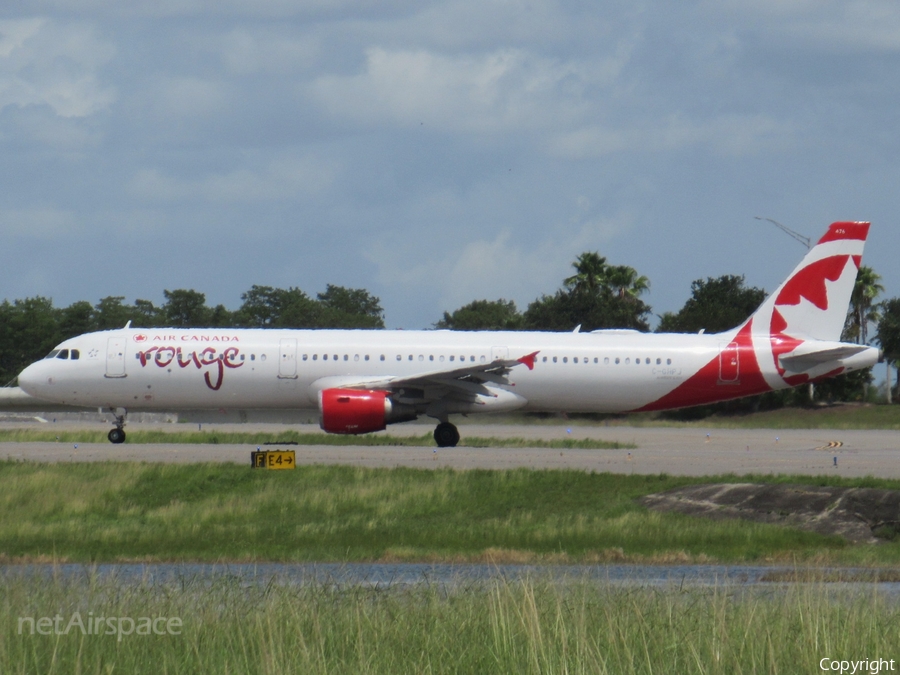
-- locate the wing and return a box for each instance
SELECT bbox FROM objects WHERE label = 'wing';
[310,351,539,412]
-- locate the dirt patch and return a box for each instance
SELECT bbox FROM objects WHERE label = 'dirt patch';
[639,483,900,544]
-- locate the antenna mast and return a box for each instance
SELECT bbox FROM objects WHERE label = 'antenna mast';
[754,216,811,250]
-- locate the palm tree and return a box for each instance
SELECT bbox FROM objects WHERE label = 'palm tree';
[564,252,608,295]
[846,266,884,345]
[605,265,651,302]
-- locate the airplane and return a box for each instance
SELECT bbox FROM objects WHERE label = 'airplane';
[16,221,881,446]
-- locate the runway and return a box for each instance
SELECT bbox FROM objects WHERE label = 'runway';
[1,422,899,477]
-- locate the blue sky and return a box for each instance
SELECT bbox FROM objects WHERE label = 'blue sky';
[1,1,898,329]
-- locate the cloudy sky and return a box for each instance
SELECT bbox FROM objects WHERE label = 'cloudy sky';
[1,1,898,329]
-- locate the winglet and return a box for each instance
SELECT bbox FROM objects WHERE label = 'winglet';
[517,351,539,370]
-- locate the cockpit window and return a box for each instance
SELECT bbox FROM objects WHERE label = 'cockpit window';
[56,349,69,359]
[71,349,80,360]
[44,350,60,359]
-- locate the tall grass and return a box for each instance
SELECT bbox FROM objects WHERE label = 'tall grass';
[2,569,898,674]
[1,462,899,564]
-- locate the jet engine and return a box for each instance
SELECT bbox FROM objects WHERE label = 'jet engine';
[318,388,416,434]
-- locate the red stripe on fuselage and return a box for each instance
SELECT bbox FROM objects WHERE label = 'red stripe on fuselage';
[633,322,771,412]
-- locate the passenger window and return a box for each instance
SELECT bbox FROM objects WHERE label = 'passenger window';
[251,354,256,361]
[656,358,661,365]
[323,354,328,360]
[396,354,402,361]
[480,355,486,363]
[645,358,650,364]
[450,356,455,362]
[380,355,385,361]
[625,358,630,364]
[553,356,558,363]
[419,355,424,361]
[667,358,672,365]
[563,357,568,363]
[615,358,620,364]
[302,354,308,361]
[408,355,413,361]
[574,357,578,364]
[542,356,547,363]
[344,355,349,361]
[354,355,360,362]
[603,357,609,365]
[313,354,318,360]
[365,355,370,361]
[440,355,445,362]
[429,355,434,361]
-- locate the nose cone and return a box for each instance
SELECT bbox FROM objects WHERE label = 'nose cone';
[17,360,54,399]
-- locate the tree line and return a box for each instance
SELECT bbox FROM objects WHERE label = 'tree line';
[0,285,384,385]
[3,253,899,406]
[436,255,899,406]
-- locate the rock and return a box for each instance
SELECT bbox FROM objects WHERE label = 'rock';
[639,483,900,544]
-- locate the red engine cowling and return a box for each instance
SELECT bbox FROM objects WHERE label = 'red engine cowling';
[319,389,389,434]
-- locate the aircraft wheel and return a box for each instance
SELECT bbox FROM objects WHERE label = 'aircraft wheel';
[434,422,460,448]
[108,428,126,444]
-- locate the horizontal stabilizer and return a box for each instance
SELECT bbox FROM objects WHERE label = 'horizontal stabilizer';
[778,344,870,372]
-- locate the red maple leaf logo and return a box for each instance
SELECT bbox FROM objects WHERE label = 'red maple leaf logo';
[134,334,148,343]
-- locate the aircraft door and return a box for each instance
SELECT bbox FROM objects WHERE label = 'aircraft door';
[105,338,127,378]
[278,338,298,379]
[718,341,740,384]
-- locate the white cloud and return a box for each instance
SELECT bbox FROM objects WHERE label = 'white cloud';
[147,76,226,119]
[311,46,619,134]
[714,0,900,51]
[10,0,425,19]
[127,155,337,203]
[0,206,76,238]
[0,18,115,118]
[213,29,321,76]
[550,114,792,159]
[366,200,629,314]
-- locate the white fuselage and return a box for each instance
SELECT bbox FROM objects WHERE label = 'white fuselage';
[16,326,879,416]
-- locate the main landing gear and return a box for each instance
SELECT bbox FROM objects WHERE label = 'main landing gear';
[433,422,460,448]
[107,408,127,444]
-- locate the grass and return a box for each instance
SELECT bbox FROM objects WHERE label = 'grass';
[638,404,900,430]
[0,428,632,449]
[3,570,900,674]
[536,403,900,429]
[1,462,900,565]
